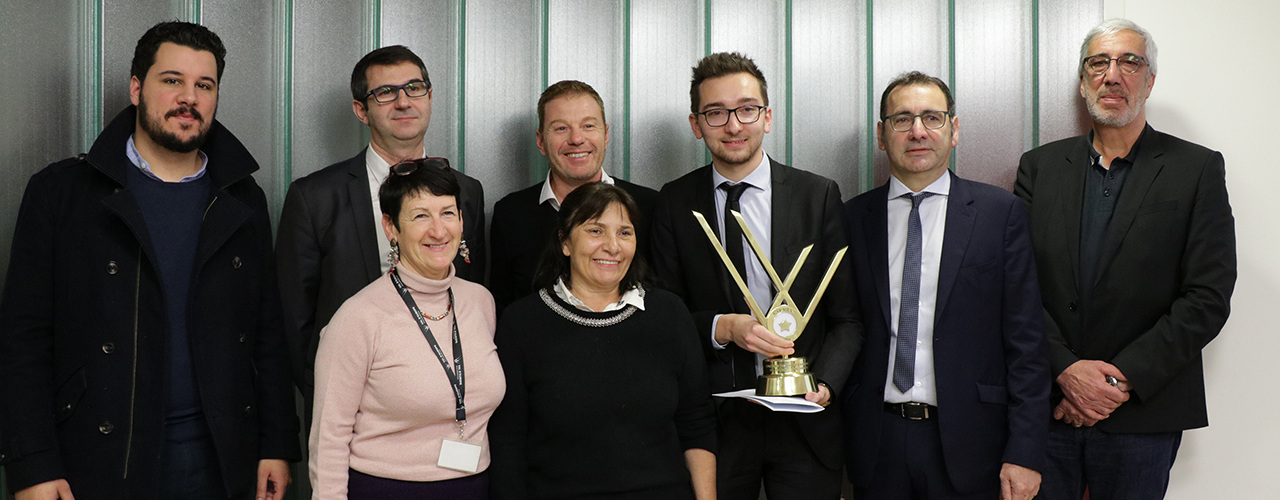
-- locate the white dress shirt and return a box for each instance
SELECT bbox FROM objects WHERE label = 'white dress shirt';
[366,146,424,275]
[883,173,950,406]
[538,169,615,211]
[709,153,773,375]
[553,277,646,312]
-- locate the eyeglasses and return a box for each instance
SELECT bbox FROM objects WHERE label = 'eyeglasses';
[1081,54,1148,75]
[389,157,451,176]
[883,111,951,132]
[365,80,432,103]
[696,105,767,127]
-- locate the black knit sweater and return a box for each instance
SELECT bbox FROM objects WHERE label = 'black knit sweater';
[489,287,716,500]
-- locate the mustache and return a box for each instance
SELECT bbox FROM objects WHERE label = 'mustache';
[165,106,203,121]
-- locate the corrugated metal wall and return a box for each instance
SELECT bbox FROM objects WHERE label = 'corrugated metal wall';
[0,0,1101,495]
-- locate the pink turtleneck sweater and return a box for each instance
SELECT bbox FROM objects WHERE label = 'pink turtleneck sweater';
[309,265,503,498]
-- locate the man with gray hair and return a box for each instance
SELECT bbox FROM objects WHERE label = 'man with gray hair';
[1015,18,1236,499]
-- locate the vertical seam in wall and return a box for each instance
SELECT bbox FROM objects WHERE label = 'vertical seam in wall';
[457,0,467,173]
[622,0,631,182]
[273,0,294,223]
[947,0,956,173]
[535,0,550,183]
[784,0,793,166]
[361,0,381,147]
[80,0,103,153]
[863,0,874,193]
[703,0,711,166]
[191,0,202,23]
[1031,0,1041,148]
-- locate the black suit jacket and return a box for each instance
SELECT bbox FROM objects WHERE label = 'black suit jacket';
[489,179,658,313]
[841,172,1049,493]
[650,158,861,468]
[275,149,485,398]
[1015,125,1236,433]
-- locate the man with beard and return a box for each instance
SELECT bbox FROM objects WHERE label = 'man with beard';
[489,80,657,312]
[275,45,485,407]
[0,22,299,500]
[1015,18,1236,500]
[650,52,860,499]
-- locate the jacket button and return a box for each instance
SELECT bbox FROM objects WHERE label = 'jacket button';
[239,333,246,343]
[1068,302,1078,311]
[243,406,252,418]
[62,403,72,415]
[113,187,122,194]
[99,421,114,434]
[107,261,118,275]
[232,256,242,269]
[102,342,115,354]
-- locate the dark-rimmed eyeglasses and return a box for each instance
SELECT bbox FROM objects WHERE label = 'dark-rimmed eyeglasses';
[1081,54,1148,76]
[883,111,952,132]
[365,80,432,103]
[390,157,451,176]
[695,105,767,127]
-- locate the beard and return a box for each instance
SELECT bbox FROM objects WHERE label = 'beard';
[1085,85,1146,128]
[137,97,212,153]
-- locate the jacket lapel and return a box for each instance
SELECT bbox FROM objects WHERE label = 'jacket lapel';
[346,151,382,281]
[1058,136,1090,293]
[1096,125,1164,285]
[194,192,252,269]
[769,158,790,278]
[934,172,976,326]
[863,184,893,328]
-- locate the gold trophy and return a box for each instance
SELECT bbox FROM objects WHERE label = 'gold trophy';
[692,210,847,396]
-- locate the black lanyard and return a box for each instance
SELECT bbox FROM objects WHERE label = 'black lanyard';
[390,269,465,423]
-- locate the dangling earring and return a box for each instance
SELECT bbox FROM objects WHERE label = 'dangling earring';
[459,239,471,264]
[388,240,400,270]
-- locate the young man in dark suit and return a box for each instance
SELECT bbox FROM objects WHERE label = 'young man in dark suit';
[842,71,1048,500]
[489,80,658,313]
[650,51,860,500]
[275,46,485,403]
[1016,19,1235,500]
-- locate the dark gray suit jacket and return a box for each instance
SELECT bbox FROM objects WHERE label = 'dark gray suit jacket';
[1015,124,1235,432]
[275,150,485,398]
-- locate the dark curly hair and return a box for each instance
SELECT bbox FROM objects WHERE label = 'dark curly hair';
[131,21,227,82]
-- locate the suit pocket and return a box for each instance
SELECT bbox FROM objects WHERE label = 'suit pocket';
[55,367,88,424]
[1136,200,1178,217]
[976,382,1008,405]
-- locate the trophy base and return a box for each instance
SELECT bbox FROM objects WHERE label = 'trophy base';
[756,356,816,396]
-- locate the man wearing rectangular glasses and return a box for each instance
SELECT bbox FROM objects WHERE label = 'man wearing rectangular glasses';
[1015,19,1236,500]
[275,45,486,413]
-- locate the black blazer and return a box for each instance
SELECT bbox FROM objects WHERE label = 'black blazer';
[650,158,862,468]
[841,172,1049,493]
[1015,125,1236,433]
[275,150,485,398]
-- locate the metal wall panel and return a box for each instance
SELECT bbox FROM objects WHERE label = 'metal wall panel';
[205,0,283,212]
[708,0,788,167]
[792,0,869,197]
[464,0,543,207]
[1039,0,1103,144]
[101,0,175,121]
[381,0,463,168]
[954,0,1031,190]
[628,0,704,189]
[546,0,624,181]
[291,0,365,180]
[871,0,950,187]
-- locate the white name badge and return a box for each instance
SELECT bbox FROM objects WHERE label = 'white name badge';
[438,439,482,473]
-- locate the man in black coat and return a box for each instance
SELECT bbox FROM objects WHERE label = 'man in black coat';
[1015,19,1236,500]
[650,52,861,500]
[0,22,299,500]
[275,45,485,403]
[489,80,657,313]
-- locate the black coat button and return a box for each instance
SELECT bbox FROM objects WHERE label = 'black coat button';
[232,256,242,269]
[102,342,115,354]
[1068,302,1078,311]
[239,332,246,343]
[99,421,114,434]
[107,261,118,275]
[243,406,252,418]
[61,403,72,415]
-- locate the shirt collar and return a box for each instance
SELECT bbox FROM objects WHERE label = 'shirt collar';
[539,169,615,211]
[366,144,427,188]
[710,151,771,191]
[126,134,209,183]
[553,277,645,312]
[1086,126,1147,166]
[887,169,951,200]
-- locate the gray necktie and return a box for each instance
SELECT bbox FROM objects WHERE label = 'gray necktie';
[894,192,934,393]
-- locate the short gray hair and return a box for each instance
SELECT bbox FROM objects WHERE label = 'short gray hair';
[1078,18,1158,79]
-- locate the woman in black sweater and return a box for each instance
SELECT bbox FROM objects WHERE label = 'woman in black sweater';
[489,183,717,500]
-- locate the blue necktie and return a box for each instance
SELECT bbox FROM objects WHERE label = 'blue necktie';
[894,192,933,393]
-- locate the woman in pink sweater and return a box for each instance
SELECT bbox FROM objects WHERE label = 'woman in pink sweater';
[309,158,504,499]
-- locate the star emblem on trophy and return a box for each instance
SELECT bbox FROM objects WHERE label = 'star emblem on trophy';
[692,210,847,396]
